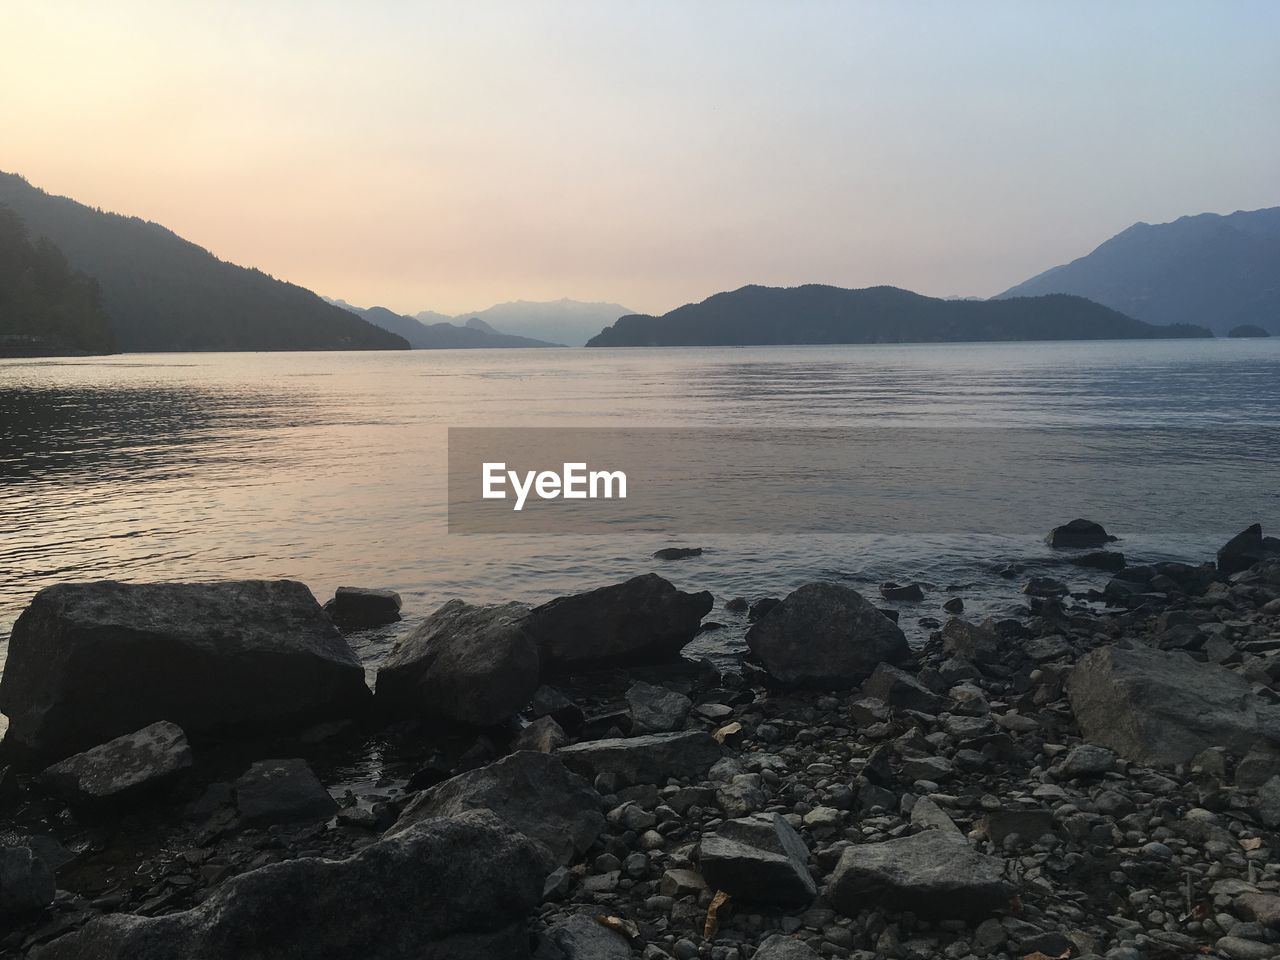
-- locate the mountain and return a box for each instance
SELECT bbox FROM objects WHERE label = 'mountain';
[329,300,557,348]
[586,284,1212,347]
[0,205,114,356]
[421,299,633,346]
[998,207,1280,335]
[0,173,408,352]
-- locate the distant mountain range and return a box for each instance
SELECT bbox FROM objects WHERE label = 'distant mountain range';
[586,284,1212,347]
[0,173,407,353]
[417,299,633,347]
[999,206,1280,335]
[326,300,558,349]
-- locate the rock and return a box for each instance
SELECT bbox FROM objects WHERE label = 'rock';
[653,547,703,561]
[41,721,191,806]
[513,716,568,753]
[860,663,941,713]
[979,808,1055,845]
[697,812,816,907]
[530,686,586,732]
[1237,892,1280,929]
[910,796,962,835]
[234,758,337,827]
[34,810,545,960]
[524,574,712,668]
[0,580,370,764]
[1046,519,1117,549]
[879,582,925,601]
[827,831,1011,920]
[1219,524,1268,576]
[940,618,1001,665]
[375,600,538,727]
[323,586,402,631]
[1023,576,1069,598]
[1067,644,1280,765]
[1259,776,1280,829]
[536,913,631,959]
[1215,937,1280,960]
[625,681,692,734]
[745,582,909,687]
[1071,551,1127,572]
[0,845,55,923]
[1059,743,1116,779]
[725,597,749,613]
[754,935,821,959]
[390,752,603,870]
[942,597,964,614]
[748,597,781,622]
[557,731,721,787]
[1236,744,1280,789]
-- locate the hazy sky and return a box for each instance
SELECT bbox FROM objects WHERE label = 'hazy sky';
[3,1,1278,315]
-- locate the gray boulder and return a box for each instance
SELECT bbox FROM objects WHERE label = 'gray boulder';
[745,582,909,688]
[861,663,941,714]
[235,758,337,828]
[534,914,631,960]
[1046,518,1116,549]
[524,574,712,668]
[33,811,545,960]
[557,731,721,787]
[827,830,1011,920]
[323,587,402,631]
[389,752,604,870]
[755,935,820,960]
[1067,644,1280,765]
[0,845,55,924]
[41,721,191,806]
[698,812,816,907]
[0,580,370,764]
[625,681,692,734]
[375,600,538,727]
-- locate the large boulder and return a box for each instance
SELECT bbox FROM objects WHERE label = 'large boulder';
[745,582,909,687]
[41,721,191,807]
[523,574,712,669]
[0,580,370,764]
[389,752,604,870]
[323,587,402,631]
[698,813,816,907]
[234,758,337,828]
[0,845,55,924]
[557,731,721,787]
[375,600,538,727]
[1218,523,1271,575]
[1067,644,1280,766]
[34,811,545,960]
[1046,518,1116,549]
[827,830,1011,920]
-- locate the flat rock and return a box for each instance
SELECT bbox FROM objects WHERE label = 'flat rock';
[34,810,545,960]
[652,547,703,561]
[557,731,721,787]
[755,934,821,959]
[1046,518,1117,549]
[698,812,816,907]
[375,600,538,727]
[879,581,924,601]
[0,580,370,764]
[234,758,337,827]
[323,586,402,631]
[534,914,631,960]
[512,716,568,753]
[745,582,909,688]
[861,663,941,713]
[389,751,603,870]
[0,845,55,923]
[625,681,692,734]
[1059,743,1116,778]
[41,721,191,806]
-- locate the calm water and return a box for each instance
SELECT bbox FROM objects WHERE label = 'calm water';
[3,340,1280,706]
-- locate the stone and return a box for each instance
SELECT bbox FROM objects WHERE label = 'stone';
[943,597,965,614]
[1067,644,1280,765]
[40,720,192,806]
[536,913,631,959]
[0,580,370,764]
[1023,576,1069,598]
[661,868,706,898]
[861,663,941,713]
[910,796,962,835]
[1072,551,1127,572]
[745,582,909,688]
[625,681,692,734]
[698,812,816,907]
[234,759,337,827]
[390,752,604,870]
[375,600,538,727]
[1237,892,1280,929]
[524,574,712,668]
[34,811,545,960]
[979,809,1055,845]
[513,716,568,754]
[1215,937,1280,960]
[323,586,402,631]
[557,731,721,787]
[1219,524,1268,576]
[879,581,925,601]
[653,547,703,561]
[940,618,1002,664]
[1059,743,1116,778]
[1046,518,1117,549]
[1259,776,1280,829]
[754,935,821,959]
[827,831,1011,920]
[1236,744,1280,789]
[0,845,55,923]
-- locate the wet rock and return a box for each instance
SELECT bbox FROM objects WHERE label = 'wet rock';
[827,830,1011,920]
[535,913,631,959]
[879,582,925,601]
[861,663,941,714]
[725,597,749,613]
[234,758,337,827]
[625,681,692,734]
[390,751,603,870]
[375,600,538,727]
[1071,551,1127,572]
[698,812,816,907]
[323,586,402,631]
[513,716,569,753]
[34,810,545,960]
[940,618,1002,664]
[0,580,370,764]
[525,574,713,668]
[754,934,821,959]
[943,597,965,614]
[745,582,909,688]
[0,845,55,924]
[1219,524,1269,576]
[1068,644,1280,765]
[653,547,703,561]
[557,731,721,787]
[41,720,192,807]
[1046,518,1117,549]
[1023,576,1069,598]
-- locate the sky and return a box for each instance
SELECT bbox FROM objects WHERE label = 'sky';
[2,1,1278,316]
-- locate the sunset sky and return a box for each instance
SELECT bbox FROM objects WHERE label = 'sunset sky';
[3,1,1277,316]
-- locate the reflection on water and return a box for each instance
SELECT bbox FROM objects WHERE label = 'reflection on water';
[2,340,1280,686]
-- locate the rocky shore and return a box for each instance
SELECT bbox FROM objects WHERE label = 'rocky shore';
[2,521,1280,959]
